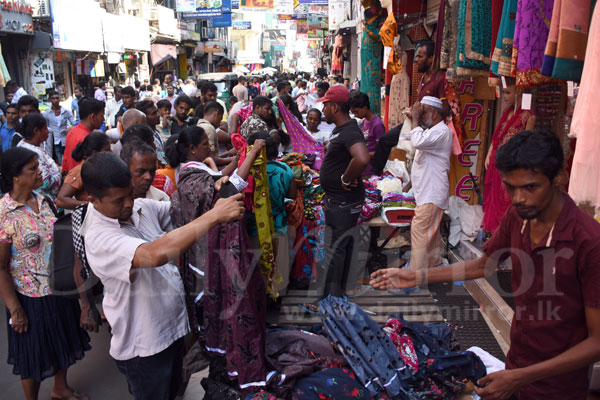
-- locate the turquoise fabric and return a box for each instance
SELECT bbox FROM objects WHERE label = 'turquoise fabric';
[456,0,492,71]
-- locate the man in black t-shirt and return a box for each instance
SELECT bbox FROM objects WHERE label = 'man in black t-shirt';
[316,86,370,301]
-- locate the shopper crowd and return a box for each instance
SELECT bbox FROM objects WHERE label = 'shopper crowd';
[0,60,598,400]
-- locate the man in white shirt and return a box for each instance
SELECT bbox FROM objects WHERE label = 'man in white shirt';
[404,96,452,271]
[181,78,197,97]
[94,81,107,102]
[6,80,27,104]
[104,86,122,130]
[81,152,244,400]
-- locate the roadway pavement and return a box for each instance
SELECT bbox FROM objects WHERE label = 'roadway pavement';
[0,299,208,399]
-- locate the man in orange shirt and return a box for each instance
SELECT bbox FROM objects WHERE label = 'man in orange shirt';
[62,98,105,173]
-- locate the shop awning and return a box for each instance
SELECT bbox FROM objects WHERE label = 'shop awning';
[151,43,177,66]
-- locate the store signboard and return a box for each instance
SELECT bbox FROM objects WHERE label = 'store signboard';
[30,50,54,96]
[233,21,252,29]
[307,5,327,15]
[102,12,124,53]
[307,15,323,29]
[299,0,327,4]
[275,0,293,14]
[121,14,151,51]
[328,0,350,30]
[204,41,225,53]
[0,0,33,35]
[50,0,103,52]
[449,78,495,204]
[176,0,197,12]
[180,0,232,18]
[209,13,232,27]
[241,0,274,9]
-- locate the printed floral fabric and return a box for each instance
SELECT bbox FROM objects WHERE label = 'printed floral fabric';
[388,66,410,130]
[384,319,419,372]
[361,11,384,115]
[511,0,555,87]
[295,368,386,399]
[17,141,62,200]
[440,0,460,73]
[291,201,325,289]
[379,13,402,75]
[251,147,278,297]
[456,0,492,73]
[0,192,56,297]
[491,0,518,77]
[205,210,267,391]
[332,34,344,76]
[170,167,215,331]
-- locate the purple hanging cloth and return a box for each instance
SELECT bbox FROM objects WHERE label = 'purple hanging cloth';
[276,98,324,170]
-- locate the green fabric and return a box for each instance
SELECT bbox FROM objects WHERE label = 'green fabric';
[360,13,383,116]
[456,0,492,71]
[251,147,279,298]
[552,58,585,82]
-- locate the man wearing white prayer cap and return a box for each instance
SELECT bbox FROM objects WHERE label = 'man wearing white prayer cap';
[403,96,452,271]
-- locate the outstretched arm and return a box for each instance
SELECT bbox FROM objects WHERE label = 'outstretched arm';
[131,194,244,269]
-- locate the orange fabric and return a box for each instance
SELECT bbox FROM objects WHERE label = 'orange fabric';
[157,166,177,190]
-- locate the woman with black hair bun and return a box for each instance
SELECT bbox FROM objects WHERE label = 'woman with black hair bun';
[16,113,62,200]
[56,132,110,210]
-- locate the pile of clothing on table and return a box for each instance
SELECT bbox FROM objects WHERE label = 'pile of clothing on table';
[358,173,416,225]
[241,296,487,400]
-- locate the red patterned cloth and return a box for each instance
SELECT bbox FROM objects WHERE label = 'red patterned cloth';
[151,172,175,197]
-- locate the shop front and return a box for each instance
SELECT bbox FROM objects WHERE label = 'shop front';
[50,0,104,98]
[0,0,34,99]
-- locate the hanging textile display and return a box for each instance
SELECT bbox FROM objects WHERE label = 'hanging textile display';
[251,147,278,297]
[440,0,460,76]
[541,0,592,82]
[406,24,430,104]
[205,195,267,392]
[569,4,600,220]
[434,0,447,68]
[0,44,10,87]
[490,0,518,79]
[511,0,555,87]
[387,53,410,130]
[482,106,534,232]
[455,0,492,76]
[360,7,384,116]
[277,99,324,170]
[331,34,344,76]
[488,0,504,86]
[379,13,402,75]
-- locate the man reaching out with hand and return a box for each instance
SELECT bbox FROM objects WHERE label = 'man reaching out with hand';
[371,131,600,400]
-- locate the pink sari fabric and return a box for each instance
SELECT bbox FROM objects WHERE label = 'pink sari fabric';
[569,4,600,217]
[482,106,532,232]
[276,99,324,170]
[231,132,255,210]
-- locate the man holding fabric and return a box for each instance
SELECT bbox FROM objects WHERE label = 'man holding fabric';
[406,96,452,270]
